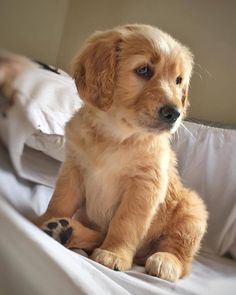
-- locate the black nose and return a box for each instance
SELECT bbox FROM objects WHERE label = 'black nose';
[159,105,180,124]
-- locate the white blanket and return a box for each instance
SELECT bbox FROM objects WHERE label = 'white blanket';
[0,144,236,295]
[0,67,81,186]
[172,122,236,259]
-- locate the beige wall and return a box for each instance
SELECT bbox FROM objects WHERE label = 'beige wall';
[58,0,236,126]
[0,0,69,65]
[0,0,236,125]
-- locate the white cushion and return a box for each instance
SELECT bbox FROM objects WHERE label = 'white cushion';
[0,68,82,186]
[173,122,236,257]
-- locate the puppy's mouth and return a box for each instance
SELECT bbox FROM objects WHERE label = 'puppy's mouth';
[137,105,182,134]
[135,119,181,134]
[144,120,177,133]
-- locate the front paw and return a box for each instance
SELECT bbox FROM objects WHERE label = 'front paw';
[41,218,73,245]
[91,248,132,271]
[145,252,183,282]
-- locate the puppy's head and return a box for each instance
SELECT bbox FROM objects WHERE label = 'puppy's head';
[72,24,193,134]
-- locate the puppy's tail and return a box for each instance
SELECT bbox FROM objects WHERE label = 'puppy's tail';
[0,50,37,97]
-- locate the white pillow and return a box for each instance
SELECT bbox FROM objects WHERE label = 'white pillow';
[173,121,236,257]
[0,67,82,186]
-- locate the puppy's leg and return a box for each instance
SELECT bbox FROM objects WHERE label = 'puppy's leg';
[145,189,208,281]
[91,181,164,271]
[34,160,104,251]
[33,160,84,227]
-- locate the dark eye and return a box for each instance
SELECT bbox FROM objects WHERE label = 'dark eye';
[176,76,183,85]
[135,64,154,79]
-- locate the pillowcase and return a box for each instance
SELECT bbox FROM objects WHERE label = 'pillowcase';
[0,66,82,186]
[172,121,236,258]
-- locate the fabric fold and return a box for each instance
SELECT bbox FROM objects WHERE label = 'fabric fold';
[0,67,82,186]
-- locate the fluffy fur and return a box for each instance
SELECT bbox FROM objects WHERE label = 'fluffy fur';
[35,24,208,281]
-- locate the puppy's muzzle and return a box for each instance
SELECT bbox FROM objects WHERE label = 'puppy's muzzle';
[159,105,180,124]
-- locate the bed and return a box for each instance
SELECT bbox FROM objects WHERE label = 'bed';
[0,65,236,295]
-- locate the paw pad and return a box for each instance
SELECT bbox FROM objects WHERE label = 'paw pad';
[114,265,120,271]
[59,219,69,227]
[59,227,73,245]
[42,218,73,245]
[43,229,53,237]
[47,222,58,229]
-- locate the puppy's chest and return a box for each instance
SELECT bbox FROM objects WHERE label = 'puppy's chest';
[82,148,130,230]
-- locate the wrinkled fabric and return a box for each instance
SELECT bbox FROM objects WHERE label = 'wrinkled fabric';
[172,122,236,258]
[0,68,81,186]
[0,143,236,295]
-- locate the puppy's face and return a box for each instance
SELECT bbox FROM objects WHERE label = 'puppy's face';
[73,24,193,135]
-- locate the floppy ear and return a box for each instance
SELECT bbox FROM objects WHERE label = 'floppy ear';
[72,31,122,111]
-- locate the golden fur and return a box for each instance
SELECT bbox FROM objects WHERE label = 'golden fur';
[34,24,208,282]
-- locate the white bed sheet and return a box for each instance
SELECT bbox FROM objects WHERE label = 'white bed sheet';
[1,142,236,295]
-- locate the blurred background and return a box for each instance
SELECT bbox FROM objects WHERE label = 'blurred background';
[0,0,235,125]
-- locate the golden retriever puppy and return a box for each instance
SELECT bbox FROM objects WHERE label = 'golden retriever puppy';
[34,24,208,282]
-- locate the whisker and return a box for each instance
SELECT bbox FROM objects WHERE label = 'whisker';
[195,63,203,69]
[204,68,212,79]
[176,128,180,142]
[186,118,203,125]
[195,63,212,79]
[194,70,203,81]
[171,128,179,143]
[181,123,195,139]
